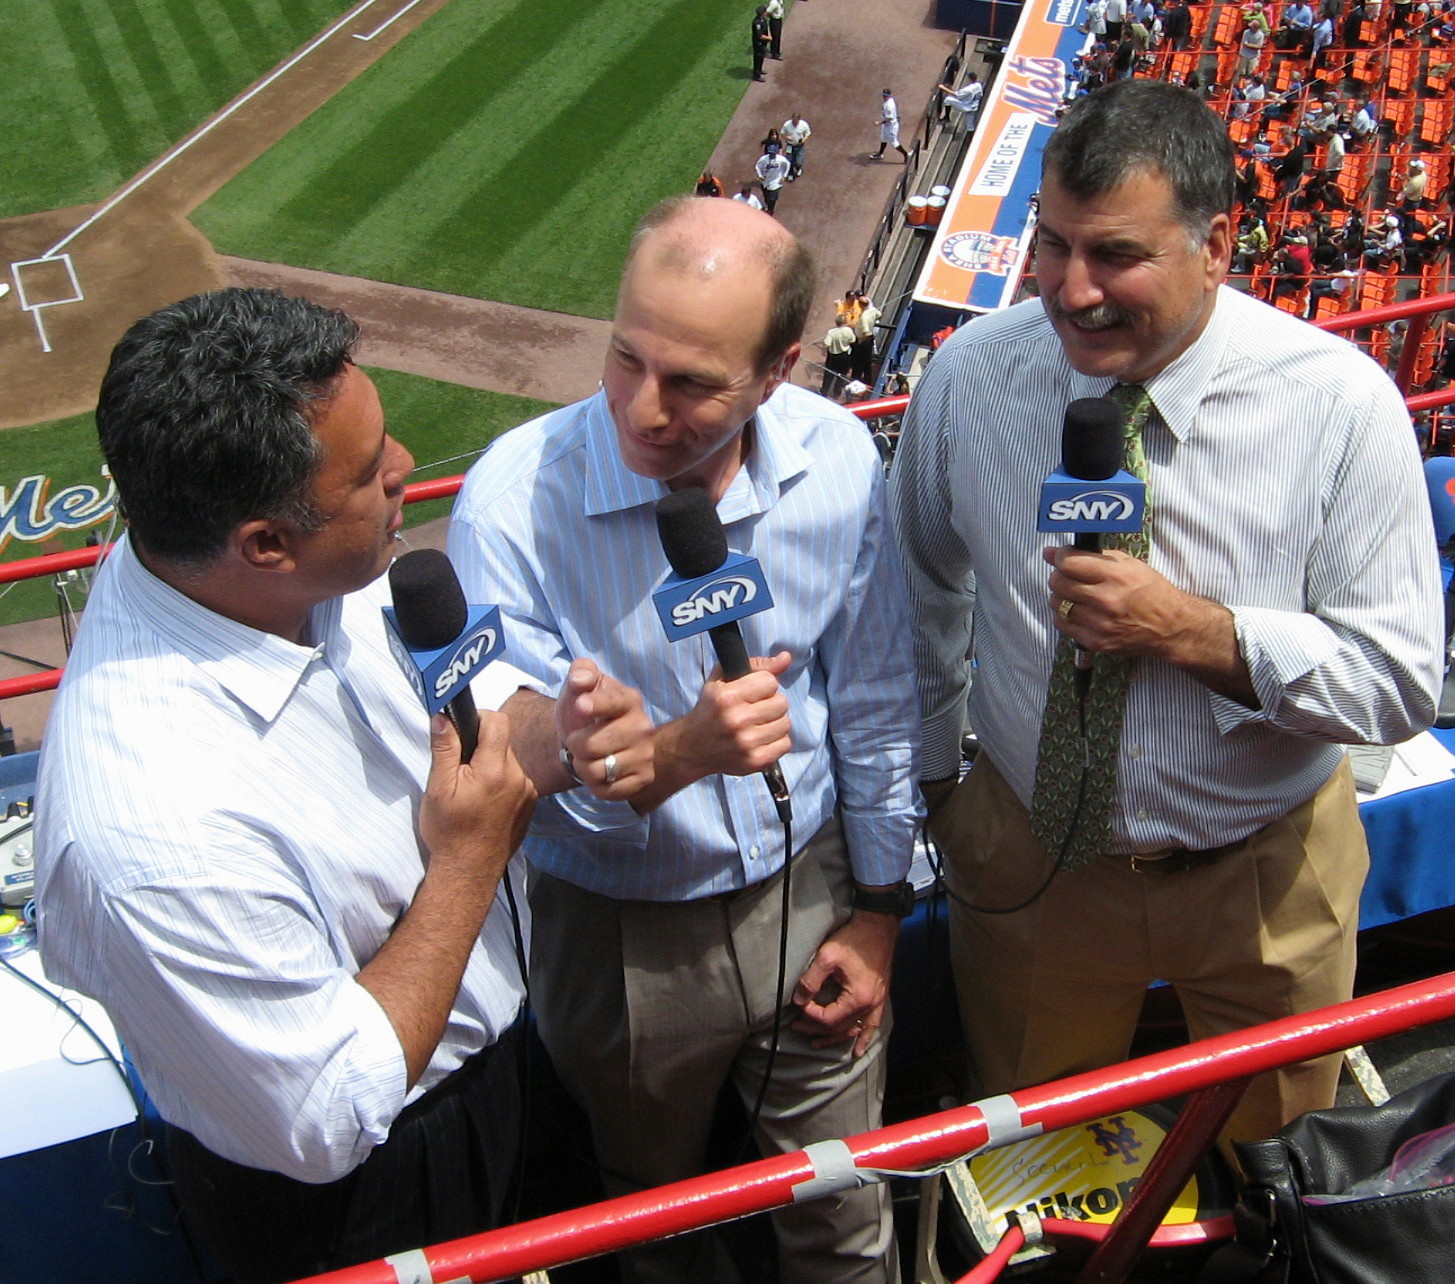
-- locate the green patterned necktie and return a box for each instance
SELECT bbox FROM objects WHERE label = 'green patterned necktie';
[1028,383,1153,871]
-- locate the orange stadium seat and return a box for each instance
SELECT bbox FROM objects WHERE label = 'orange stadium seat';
[1389,47,1420,95]
[1360,271,1397,310]
[1351,50,1383,84]
[1213,4,1242,47]
[1170,50,1200,82]
[1386,96,1417,138]
[1337,153,1371,202]
[1421,100,1453,148]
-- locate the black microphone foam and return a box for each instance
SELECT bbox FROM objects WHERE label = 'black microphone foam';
[388,548,479,761]
[1062,397,1126,481]
[388,549,468,649]
[655,487,729,578]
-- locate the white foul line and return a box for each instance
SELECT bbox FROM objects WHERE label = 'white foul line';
[43,0,385,259]
[354,0,425,40]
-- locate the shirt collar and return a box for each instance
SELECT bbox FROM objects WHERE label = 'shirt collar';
[580,386,813,521]
[111,534,335,724]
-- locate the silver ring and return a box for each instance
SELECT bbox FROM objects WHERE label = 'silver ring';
[1058,598,1075,621]
[603,753,619,785]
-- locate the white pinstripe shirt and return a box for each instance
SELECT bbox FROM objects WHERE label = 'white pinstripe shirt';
[36,537,533,1182]
[891,287,1443,852]
[448,384,923,900]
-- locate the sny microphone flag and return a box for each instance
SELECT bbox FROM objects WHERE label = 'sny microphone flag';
[1037,467,1146,535]
[652,552,776,643]
[383,603,506,715]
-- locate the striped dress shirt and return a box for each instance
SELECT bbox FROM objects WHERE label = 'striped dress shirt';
[36,537,534,1181]
[890,286,1443,853]
[448,384,923,900]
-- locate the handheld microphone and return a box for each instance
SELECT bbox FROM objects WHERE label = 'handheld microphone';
[1038,398,1146,672]
[384,549,505,763]
[654,487,792,823]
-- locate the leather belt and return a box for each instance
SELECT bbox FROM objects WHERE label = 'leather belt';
[1126,836,1248,874]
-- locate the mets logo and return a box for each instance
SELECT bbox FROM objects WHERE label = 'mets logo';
[941,231,1020,276]
[1087,1117,1144,1166]
[670,575,759,626]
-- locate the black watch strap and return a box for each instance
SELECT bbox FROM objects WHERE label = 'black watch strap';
[851,881,916,917]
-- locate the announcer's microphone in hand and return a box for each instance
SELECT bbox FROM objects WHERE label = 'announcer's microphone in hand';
[654,487,792,823]
[385,548,506,763]
[1037,397,1146,671]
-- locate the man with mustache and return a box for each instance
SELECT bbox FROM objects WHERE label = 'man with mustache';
[891,79,1442,1144]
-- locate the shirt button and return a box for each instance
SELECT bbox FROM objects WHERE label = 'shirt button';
[1128,745,1143,759]
[749,845,762,859]
[1135,808,1150,822]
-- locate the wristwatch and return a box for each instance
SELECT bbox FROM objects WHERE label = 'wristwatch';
[851,881,916,917]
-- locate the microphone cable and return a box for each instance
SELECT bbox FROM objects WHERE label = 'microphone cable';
[735,804,793,1164]
[925,675,1094,916]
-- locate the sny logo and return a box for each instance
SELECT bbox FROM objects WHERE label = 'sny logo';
[432,627,498,700]
[652,552,775,642]
[1047,491,1137,522]
[670,575,759,627]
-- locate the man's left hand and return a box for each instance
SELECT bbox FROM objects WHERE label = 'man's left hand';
[1045,546,1256,704]
[791,911,899,1057]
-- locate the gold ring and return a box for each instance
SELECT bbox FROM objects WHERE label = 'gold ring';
[1058,598,1075,620]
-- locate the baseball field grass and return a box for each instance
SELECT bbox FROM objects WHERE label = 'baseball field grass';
[5,0,352,220]
[193,0,751,317]
[0,373,554,628]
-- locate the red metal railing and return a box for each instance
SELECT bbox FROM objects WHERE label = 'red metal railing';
[287,972,1455,1284]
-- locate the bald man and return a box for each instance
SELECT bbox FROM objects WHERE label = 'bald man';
[449,196,921,1283]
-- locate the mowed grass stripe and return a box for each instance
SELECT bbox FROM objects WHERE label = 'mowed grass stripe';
[271,0,583,231]
[3,0,352,219]
[194,0,748,317]
[293,0,696,275]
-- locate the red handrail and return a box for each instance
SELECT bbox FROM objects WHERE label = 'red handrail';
[289,971,1455,1284]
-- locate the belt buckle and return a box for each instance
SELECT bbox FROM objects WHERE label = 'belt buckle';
[1129,849,1191,874]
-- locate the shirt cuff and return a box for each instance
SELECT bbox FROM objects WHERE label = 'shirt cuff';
[919,708,966,781]
[1212,605,1343,733]
[840,810,920,886]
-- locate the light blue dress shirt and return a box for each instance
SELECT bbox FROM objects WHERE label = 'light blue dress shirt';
[449,383,923,901]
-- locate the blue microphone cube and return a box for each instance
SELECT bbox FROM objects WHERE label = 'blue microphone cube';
[383,603,506,714]
[652,552,775,643]
[1037,467,1146,534]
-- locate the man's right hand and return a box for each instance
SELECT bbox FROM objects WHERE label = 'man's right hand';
[360,711,535,1087]
[555,660,655,800]
[419,710,536,888]
[631,651,792,812]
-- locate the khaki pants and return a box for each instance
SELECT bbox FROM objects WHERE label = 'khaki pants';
[932,755,1367,1144]
[528,818,899,1284]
